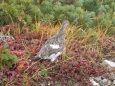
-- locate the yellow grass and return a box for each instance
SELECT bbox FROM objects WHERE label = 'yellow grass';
[6,21,114,86]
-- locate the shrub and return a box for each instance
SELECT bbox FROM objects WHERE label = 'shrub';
[0,45,18,68]
[0,0,114,32]
[82,0,100,11]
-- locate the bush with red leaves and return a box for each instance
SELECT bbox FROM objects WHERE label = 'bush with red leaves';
[0,28,114,86]
[49,58,109,86]
[0,32,46,85]
[97,36,115,59]
[48,41,110,86]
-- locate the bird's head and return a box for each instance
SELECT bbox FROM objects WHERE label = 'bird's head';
[57,20,70,35]
[62,20,70,27]
[60,20,69,32]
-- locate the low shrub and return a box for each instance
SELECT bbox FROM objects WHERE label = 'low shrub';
[0,45,18,68]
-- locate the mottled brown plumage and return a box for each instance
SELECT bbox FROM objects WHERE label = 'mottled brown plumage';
[30,20,69,62]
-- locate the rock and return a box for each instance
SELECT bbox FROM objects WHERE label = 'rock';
[0,35,14,43]
[107,80,112,86]
[0,35,14,41]
[94,76,102,81]
[90,77,100,86]
[113,80,115,85]
[103,60,115,67]
[99,79,108,86]
[110,73,115,80]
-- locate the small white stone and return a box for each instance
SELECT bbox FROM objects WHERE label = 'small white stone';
[103,60,115,67]
[90,77,100,86]
[50,44,59,49]
[110,73,115,80]
[0,35,14,40]
[113,80,115,85]
[107,80,112,85]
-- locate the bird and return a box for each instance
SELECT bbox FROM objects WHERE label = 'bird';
[30,20,69,63]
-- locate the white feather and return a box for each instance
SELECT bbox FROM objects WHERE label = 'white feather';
[103,60,115,67]
[44,52,62,62]
[50,44,59,49]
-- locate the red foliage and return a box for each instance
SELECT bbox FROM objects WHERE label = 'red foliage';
[0,27,114,86]
[0,31,46,85]
[48,41,110,86]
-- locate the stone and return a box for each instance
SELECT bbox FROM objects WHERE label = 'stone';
[103,60,115,67]
[94,76,102,81]
[107,80,112,86]
[110,73,115,80]
[113,80,115,85]
[0,35,14,43]
[99,79,108,86]
[90,77,100,86]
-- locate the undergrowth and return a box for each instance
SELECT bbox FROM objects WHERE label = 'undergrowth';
[0,22,114,86]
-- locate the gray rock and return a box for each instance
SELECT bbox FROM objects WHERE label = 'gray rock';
[99,79,108,86]
[0,35,14,41]
[113,80,115,85]
[107,80,112,86]
[103,60,115,68]
[94,76,102,81]
[90,77,100,86]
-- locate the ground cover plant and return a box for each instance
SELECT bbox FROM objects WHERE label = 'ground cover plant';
[0,23,114,86]
[0,0,115,86]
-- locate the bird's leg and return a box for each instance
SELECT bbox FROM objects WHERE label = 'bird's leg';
[63,47,66,54]
[55,59,59,63]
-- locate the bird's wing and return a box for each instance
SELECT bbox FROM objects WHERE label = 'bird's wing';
[44,36,55,44]
[37,43,63,59]
[30,41,63,62]
[44,32,62,44]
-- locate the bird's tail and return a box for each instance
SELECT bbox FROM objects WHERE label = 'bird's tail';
[29,56,41,63]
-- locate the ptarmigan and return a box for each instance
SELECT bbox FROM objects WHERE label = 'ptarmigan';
[30,20,69,62]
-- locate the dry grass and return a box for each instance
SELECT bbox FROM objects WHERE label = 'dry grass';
[1,22,114,86]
